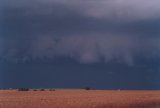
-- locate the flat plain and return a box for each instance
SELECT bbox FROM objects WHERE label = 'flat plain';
[0,90,160,108]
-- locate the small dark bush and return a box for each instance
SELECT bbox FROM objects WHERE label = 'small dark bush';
[40,89,45,91]
[49,89,55,91]
[18,88,29,91]
[85,87,91,90]
[33,89,37,91]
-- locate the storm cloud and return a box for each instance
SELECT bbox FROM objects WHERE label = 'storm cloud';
[1,0,160,65]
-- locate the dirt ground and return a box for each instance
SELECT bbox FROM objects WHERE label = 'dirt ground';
[0,90,160,108]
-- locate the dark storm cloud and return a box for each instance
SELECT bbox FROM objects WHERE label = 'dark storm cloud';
[0,0,160,65]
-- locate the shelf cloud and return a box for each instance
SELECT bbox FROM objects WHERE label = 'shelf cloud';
[1,0,160,65]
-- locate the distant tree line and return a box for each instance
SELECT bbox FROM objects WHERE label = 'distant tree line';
[17,87,91,91]
[18,88,56,91]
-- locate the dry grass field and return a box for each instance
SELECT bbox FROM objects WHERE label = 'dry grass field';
[0,90,160,108]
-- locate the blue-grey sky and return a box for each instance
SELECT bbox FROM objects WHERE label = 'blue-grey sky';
[0,0,160,89]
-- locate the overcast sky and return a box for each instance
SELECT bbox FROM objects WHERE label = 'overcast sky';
[0,0,160,89]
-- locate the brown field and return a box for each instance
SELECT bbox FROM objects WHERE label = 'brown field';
[0,90,160,108]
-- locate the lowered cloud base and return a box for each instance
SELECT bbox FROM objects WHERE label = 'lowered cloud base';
[0,35,160,65]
